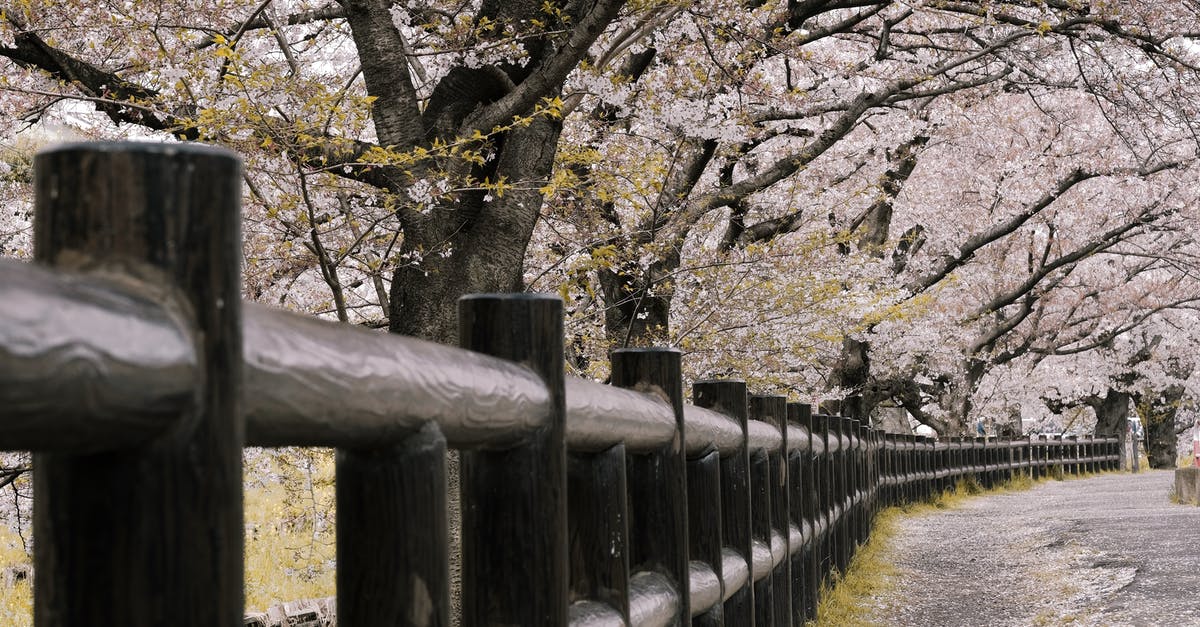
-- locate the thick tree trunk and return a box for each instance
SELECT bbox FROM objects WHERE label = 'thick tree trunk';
[1089,389,1131,469]
[597,251,678,349]
[830,338,873,421]
[1136,388,1184,470]
[1144,413,1177,469]
[597,275,670,348]
[1142,408,1179,469]
[388,117,562,341]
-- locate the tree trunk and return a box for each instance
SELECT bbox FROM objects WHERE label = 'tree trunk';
[1089,389,1130,470]
[388,116,563,341]
[830,338,873,421]
[1144,412,1177,469]
[385,115,562,626]
[597,252,677,349]
[1136,388,1183,470]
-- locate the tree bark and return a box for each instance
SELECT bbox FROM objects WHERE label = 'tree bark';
[1089,389,1131,469]
[1136,388,1184,470]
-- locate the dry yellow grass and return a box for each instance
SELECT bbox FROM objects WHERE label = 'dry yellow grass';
[0,526,31,627]
[0,448,338,623]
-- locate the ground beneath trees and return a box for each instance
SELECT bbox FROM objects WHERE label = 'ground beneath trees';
[860,470,1200,626]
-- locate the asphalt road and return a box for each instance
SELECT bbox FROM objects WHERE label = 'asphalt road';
[860,470,1200,626]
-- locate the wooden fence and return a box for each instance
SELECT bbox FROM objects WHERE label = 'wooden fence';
[0,143,1120,626]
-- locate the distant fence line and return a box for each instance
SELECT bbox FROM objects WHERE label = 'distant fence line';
[0,143,1119,626]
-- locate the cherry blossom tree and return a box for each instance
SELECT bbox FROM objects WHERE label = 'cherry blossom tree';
[524,1,1200,438]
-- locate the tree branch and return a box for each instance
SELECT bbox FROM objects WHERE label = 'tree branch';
[467,0,627,134]
[338,0,424,149]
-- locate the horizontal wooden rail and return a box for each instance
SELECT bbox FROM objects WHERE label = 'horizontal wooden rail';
[0,257,195,452]
[3,271,791,462]
[245,302,553,449]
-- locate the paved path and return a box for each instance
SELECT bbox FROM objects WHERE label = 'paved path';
[860,471,1200,626]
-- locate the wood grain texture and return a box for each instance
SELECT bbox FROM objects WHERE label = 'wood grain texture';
[694,380,752,627]
[686,450,723,623]
[33,142,244,626]
[458,294,567,626]
[337,422,448,626]
[568,444,630,622]
[613,348,689,626]
[0,258,193,452]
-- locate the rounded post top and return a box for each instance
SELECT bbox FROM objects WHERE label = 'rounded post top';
[611,346,681,356]
[458,293,562,303]
[693,378,745,387]
[38,140,240,162]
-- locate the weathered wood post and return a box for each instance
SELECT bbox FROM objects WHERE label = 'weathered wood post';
[459,294,567,625]
[902,432,912,499]
[34,142,244,625]
[986,437,996,486]
[844,419,859,547]
[986,438,997,487]
[974,437,989,489]
[1053,434,1064,479]
[567,437,630,621]
[1043,434,1053,479]
[787,402,818,624]
[750,395,788,627]
[911,435,921,500]
[863,427,875,521]
[884,433,896,505]
[1026,436,1035,480]
[1031,435,1042,480]
[338,420,448,626]
[890,434,901,504]
[944,438,956,493]
[814,414,835,588]
[877,434,888,506]
[988,437,998,485]
[920,436,933,500]
[613,348,689,625]
[687,442,723,627]
[932,438,945,494]
[747,396,774,627]
[825,415,844,571]
[695,380,752,627]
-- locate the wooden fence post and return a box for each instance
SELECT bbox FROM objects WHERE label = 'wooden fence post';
[849,420,864,548]
[337,421,448,625]
[905,435,916,503]
[694,380,752,627]
[687,445,722,627]
[458,294,567,625]
[749,395,788,627]
[883,434,895,504]
[612,348,689,625]
[813,414,834,589]
[33,142,244,625]
[787,403,817,624]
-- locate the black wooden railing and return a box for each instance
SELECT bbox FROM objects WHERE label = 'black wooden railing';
[0,143,1119,626]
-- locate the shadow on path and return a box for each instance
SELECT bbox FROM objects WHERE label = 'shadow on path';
[861,471,1200,626]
